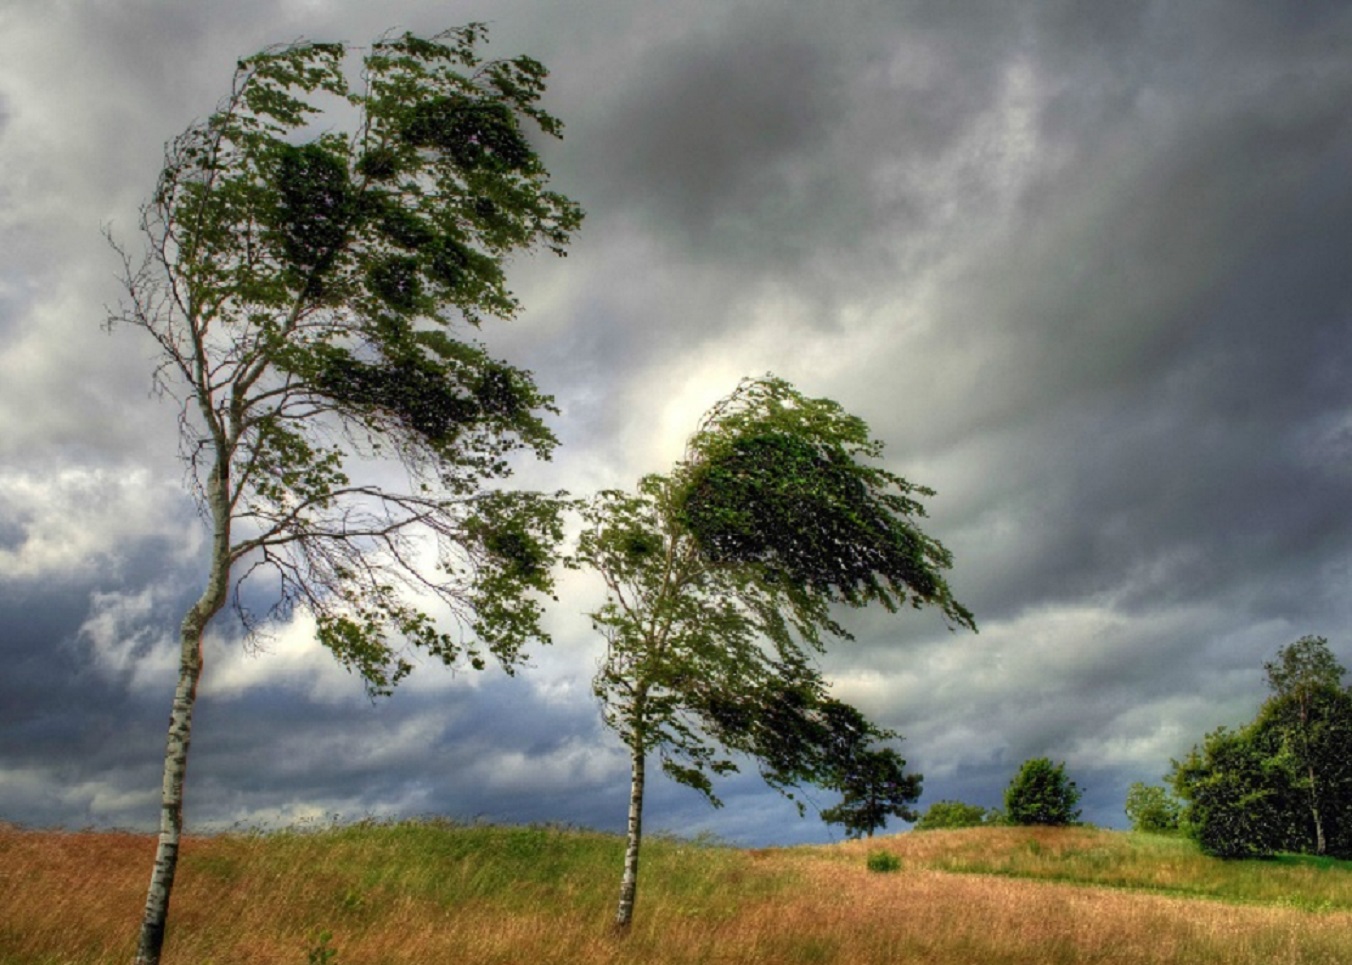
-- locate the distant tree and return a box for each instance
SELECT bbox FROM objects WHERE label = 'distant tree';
[569,375,974,929]
[1170,636,1352,859]
[1262,635,1352,856]
[107,26,581,964]
[914,800,991,831]
[1124,782,1181,834]
[1169,724,1295,858]
[1004,758,1082,826]
[812,705,922,839]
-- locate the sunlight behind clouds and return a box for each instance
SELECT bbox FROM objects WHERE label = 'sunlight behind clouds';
[2,0,1351,840]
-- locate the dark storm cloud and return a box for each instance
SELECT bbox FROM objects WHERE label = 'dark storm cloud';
[0,564,182,827]
[6,0,1352,846]
[594,13,840,248]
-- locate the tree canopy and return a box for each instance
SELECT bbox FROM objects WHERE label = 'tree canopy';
[1124,782,1181,835]
[1004,758,1082,826]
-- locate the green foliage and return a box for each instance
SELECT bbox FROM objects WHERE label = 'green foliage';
[1004,759,1082,827]
[306,931,338,965]
[1261,636,1352,857]
[571,376,969,808]
[914,800,992,831]
[814,731,921,839]
[1170,725,1294,858]
[570,375,970,923]
[1265,634,1345,699]
[112,24,582,691]
[1170,636,1352,859]
[1124,783,1181,834]
[676,376,976,629]
[866,851,901,873]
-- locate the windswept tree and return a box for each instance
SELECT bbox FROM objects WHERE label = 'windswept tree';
[569,375,974,929]
[107,26,581,964]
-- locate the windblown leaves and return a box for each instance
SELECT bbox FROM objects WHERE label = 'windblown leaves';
[117,23,581,690]
[676,376,975,630]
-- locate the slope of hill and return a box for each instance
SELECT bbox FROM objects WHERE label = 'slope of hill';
[2,820,1349,964]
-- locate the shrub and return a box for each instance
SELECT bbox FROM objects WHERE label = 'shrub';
[1170,724,1297,858]
[1005,758,1082,826]
[1125,782,1181,834]
[866,850,901,873]
[913,800,991,831]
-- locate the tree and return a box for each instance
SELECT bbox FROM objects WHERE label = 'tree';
[1169,636,1352,859]
[569,375,974,928]
[1169,724,1296,858]
[1004,758,1082,826]
[818,743,923,839]
[913,800,991,831]
[1262,635,1352,856]
[1123,782,1181,834]
[107,26,581,964]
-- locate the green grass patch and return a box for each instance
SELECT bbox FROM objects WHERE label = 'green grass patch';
[868,826,1352,910]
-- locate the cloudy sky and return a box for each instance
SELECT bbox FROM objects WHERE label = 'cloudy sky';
[2,0,1351,846]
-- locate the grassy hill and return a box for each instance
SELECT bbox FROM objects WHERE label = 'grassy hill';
[3,820,1350,964]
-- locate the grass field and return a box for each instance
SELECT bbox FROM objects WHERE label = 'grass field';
[2,820,1349,964]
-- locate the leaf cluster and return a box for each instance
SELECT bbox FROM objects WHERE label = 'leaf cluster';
[676,376,975,630]
[111,25,581,693]
[913,799,993,831]
[1124,782,1182,835]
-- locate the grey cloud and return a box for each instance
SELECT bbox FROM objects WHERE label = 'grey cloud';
[5,0,1352,847]
[594,15,839,245]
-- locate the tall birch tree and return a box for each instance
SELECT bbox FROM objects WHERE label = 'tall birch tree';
[570,375,974,929]
[107,26,581,964]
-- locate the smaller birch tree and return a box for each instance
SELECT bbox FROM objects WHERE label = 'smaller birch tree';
[570,375,974,929]
[1170,636,1352,858]
[1262,635,1352,856]
[108,25,580,964]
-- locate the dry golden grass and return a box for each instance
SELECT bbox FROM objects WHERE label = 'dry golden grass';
[2,821,1349,964]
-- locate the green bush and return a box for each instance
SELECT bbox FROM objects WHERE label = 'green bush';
[913,800,991,830]
[1005,758,1082,826]
[1170,725,1297,858]
[1124,782,1181,834]
[866,850,901,873]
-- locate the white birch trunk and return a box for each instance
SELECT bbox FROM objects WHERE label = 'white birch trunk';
[614,738,646,930]
[135,464,231,965]
[1309,763,1326,856]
